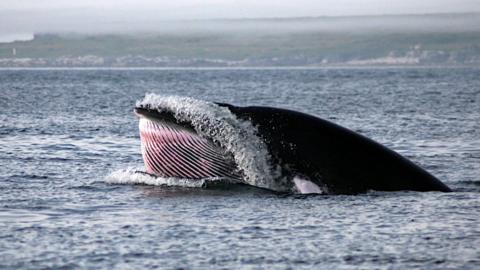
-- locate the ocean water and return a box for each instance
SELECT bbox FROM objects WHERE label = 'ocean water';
[0,67,479,269]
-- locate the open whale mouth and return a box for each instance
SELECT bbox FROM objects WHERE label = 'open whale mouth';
[134,106,241,180]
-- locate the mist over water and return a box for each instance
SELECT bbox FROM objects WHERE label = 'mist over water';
[0,0,478,70]
[1,11,479,38]
[1,0,480,36]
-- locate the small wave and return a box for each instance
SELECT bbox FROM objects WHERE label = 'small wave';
[457,180,480,186]
[105,168,237,188]
[454,180,480,192]
[10,173,49,179]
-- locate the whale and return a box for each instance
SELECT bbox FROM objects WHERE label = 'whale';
[134,97,451,194]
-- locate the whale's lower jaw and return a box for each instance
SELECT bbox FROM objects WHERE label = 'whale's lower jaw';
[139,117,240,180]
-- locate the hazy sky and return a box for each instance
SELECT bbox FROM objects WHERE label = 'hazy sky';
[2,0,480,18]
[0,0,479,41]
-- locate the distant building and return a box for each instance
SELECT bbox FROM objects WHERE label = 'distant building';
[12,48,16,56]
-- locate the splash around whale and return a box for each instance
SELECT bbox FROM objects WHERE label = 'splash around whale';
[126,93,451,194]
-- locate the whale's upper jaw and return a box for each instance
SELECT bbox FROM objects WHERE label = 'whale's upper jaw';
[134,106,198,131]
[135,106,176,123]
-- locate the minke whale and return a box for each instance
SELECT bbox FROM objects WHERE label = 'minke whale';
[134,97,451,194]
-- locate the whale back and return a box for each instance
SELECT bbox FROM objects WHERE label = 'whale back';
[219,103,451,194]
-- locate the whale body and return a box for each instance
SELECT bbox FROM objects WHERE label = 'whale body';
[135,97,451,194]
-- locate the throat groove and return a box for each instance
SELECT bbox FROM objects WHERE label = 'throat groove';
[139,118,240,180]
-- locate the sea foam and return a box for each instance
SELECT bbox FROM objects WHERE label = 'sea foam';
[105,167,208,188]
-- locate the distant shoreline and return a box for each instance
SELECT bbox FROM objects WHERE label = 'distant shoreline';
[0,65,477,71]
[2,29,479,67]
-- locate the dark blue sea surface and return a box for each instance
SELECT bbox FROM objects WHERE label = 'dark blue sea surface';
[0,67,479,269]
